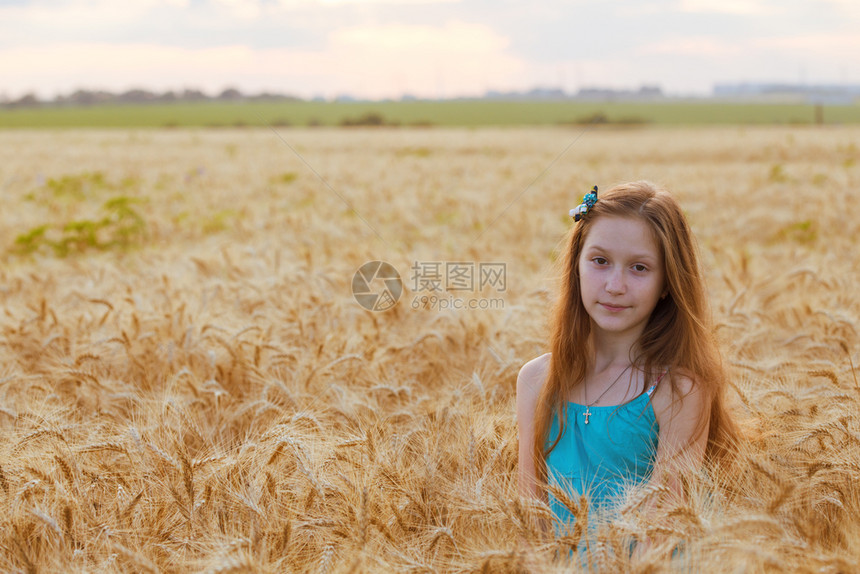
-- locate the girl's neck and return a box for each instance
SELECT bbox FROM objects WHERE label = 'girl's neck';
[590,331,640,372]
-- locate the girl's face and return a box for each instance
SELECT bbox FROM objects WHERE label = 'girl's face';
[578,215,666,342]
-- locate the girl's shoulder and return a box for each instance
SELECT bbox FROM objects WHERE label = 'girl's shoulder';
[650,367,703,418]
[652,367,698,395]
[516,353,551,402]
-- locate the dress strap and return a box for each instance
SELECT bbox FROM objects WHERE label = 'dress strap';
[646,368,670,397]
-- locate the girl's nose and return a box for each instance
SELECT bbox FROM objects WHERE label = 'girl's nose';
[605,269,626,294]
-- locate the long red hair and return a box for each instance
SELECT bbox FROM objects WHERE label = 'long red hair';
[532,181,738,484]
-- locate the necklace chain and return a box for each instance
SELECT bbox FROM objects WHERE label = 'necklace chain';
[583,362,633,425]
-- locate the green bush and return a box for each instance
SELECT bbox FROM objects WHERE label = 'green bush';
[12,196,147,257]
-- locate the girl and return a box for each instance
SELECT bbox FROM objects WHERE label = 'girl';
[517,181,738,547]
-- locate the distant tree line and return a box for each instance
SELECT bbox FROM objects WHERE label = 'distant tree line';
[9,82,853,109]
[1,87,302,108]
[3,85,671,109]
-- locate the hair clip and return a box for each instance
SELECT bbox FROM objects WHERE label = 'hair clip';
[570,185,598,222]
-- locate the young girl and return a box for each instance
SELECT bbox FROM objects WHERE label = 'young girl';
[517,181,738,546]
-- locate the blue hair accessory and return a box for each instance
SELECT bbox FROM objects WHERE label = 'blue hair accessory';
[570,185,598,222]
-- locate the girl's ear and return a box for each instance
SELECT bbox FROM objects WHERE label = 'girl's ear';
[661,287,669,299]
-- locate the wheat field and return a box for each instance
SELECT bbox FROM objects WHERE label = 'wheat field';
[0,126,859,573]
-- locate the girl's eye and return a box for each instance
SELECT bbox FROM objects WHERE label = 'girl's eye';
[593,257,608,265]
[632,264,648,272]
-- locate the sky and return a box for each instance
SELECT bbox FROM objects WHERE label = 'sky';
[1,0,859,101]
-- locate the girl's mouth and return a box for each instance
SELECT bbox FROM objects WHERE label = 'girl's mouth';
[600,303,627,312]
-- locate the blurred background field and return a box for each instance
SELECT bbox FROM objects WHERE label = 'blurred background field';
[1,126,859,572]
[2,100,860,128]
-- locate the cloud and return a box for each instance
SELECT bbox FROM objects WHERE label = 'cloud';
[325,21,526,97]
[0,0,469,50]
[211,0,262,20]
[315,0,461,4]
[0,0,186,47]
[752,32,860,54]
[820,0,860,17]
[751,33,860,80]
[640,37,744,57]
[331,20,507,55]
[0,21,526,98]
[0,43,256,96]
[678,0,773,15]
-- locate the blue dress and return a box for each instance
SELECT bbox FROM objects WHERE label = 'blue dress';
[546,383,659,530]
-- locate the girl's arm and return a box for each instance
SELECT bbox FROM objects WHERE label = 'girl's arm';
[516,353,550,499]
[650,372,710,485]
[634,373,709,555]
